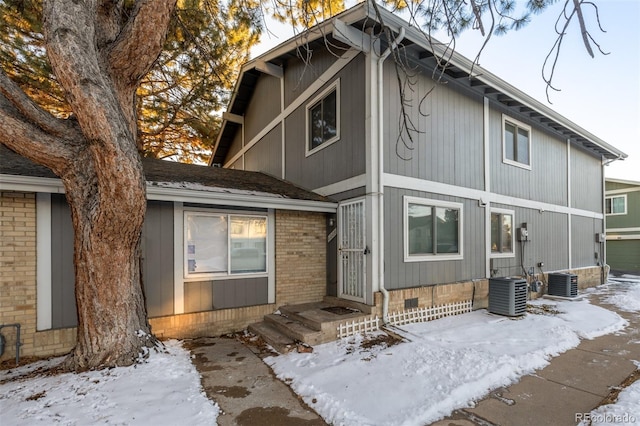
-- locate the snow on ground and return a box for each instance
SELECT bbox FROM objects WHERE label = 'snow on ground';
[265,288,634,426]
[1,276,639,426]
[0,340,219,426]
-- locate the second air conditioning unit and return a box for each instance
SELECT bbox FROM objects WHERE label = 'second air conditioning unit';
[488,277,527,317]
[547,273,578,298]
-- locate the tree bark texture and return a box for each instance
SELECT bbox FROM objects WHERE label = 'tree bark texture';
[0,0,176,370]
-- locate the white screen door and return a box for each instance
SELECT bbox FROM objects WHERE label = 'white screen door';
[338,199,366,302]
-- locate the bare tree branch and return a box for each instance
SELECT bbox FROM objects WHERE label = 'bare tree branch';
[573,0,594,57]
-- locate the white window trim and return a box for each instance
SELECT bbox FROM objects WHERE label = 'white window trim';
[403,196,464,262]
[305,79,340,157]
[605,194,627,216]
[502,114,532,170]
[183,208,270,281]
[490,207,515,259]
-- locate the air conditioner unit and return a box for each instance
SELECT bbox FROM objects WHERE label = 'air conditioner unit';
[547,273,578,298]
[488,277,527,317]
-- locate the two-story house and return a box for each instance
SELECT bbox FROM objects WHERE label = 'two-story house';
[211,1,626,325]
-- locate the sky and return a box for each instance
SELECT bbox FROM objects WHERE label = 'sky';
[252,0,640,182]
[3,277,638,425]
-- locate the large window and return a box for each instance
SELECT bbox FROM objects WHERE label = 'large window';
[605,195,627,215]
[491,209,514,257]
[404,196,463,262]
[306,80,340,155]
[503,115,531,169]
[185,212,267,277]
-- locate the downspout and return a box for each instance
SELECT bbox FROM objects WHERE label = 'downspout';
[378,28,405,324]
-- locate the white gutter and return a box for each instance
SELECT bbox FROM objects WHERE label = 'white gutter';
[378,27,405,324]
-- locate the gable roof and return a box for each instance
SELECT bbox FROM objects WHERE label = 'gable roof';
[212,1,627,166]
[0,145,336,212]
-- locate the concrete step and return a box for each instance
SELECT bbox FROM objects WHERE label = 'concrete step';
[247,321,295,354]
[323,296,375,315]
[279,303,369,342]
[264,314,324,346]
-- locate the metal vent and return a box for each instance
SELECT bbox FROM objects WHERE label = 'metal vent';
[547,273,578,298]
[488,278,527,316]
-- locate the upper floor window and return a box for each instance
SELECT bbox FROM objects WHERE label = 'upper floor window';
[605,195,627,215]
[503,115,531,169]
[306,80,340,156]
[403,196,463,262]
[491,209,514,258]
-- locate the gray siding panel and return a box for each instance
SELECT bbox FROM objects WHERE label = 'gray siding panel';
[383,188,485,289]
[284,55,366,189]
[571,146,603,212]
[184,281,213,313]
[244,74,281,143]
[213,277,269,309]
[284,48,345,108]
[490,204,569,277]
[142,201,174,318]
[244,125,282,177]
[384,66,485,190]
[489,103,568,205]
[572,215,603,268]
[51,194,77,329]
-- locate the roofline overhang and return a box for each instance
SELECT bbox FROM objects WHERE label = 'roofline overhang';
[605,177,640,186]
[213,1,627,163]
[0,174,338,213]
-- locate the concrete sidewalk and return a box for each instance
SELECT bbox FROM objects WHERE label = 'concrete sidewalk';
[187,290,639,426]
[185,336,326,426]
[433,292,640,426]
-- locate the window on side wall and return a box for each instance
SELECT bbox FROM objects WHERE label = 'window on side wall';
[490,209,514,258]
[605,195,627,215]
[184,211,267,278]
[403,196,463,262]
[502,115,531,169]
[306,80,340,156]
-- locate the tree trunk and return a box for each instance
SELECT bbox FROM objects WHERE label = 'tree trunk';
[0,0,176,370]
[63,145,151,370]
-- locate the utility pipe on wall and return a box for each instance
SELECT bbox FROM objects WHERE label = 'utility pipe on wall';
[377,27,405,324]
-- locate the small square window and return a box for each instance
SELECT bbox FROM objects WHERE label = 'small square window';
[404,196,463,262]
[503,116,531,169]
[605,195,627,215]
[306,81,340,155]
[491,209,514,257]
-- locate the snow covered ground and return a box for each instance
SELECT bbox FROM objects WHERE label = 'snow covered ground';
[0,340,219,425]
[1,276,638,426]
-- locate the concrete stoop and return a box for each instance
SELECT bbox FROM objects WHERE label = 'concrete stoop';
[248,297,372,353]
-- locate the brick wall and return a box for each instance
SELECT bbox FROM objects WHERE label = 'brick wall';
[275,210,326,306]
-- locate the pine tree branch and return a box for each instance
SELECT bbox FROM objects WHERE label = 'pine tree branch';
[106,0,177,87]
[0,90,77,174]
[0,69,79,140]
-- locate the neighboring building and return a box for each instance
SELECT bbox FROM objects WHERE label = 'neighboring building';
[211,1,626,320]
[605,178,640,274]
[0,145,336,361]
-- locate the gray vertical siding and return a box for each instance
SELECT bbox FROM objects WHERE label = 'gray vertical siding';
[51,194,77,329]
[283,47,350,108]
[244,125,282,177]
[571,215,603,268]
[571,146,603,212]
[226,127,244,162]
[383,65,485,190]
[489,204,569,277]
[383,188,485,289]
[489,104,568,205]
[284,55,366,189]
[184,278,269,313]
[244,74,282,143]
[142,201,175,318]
